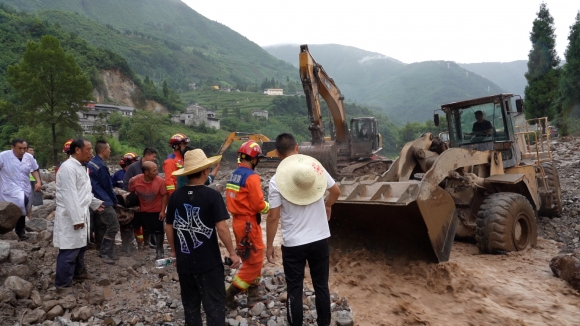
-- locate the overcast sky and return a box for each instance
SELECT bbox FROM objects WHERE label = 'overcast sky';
[182,0,578,64]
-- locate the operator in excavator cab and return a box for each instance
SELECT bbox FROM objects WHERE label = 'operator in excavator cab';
[225,140,270,309]
[468,110,493,137]
[359,123,370,140]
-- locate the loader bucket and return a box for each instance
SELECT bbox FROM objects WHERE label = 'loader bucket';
[329,180,457,263]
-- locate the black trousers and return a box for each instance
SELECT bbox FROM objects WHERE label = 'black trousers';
[137,211,164,235]
[15,196,29,235]
[281,238,331,326]
[55,247,87,288]
[178,264,226,326]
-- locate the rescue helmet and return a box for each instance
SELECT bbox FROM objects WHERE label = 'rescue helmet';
[169,133,190,146]
[62,139,73,154]
[237,140,264,160]
[120,152,139,167]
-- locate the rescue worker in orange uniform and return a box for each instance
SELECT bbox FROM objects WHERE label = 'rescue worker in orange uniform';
[225,141,270,308]
[163,133,190,195]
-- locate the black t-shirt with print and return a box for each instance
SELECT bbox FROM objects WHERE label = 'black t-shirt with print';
[165,185,229,274]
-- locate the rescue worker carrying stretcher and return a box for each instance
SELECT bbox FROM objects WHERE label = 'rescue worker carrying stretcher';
[225,140,270,309]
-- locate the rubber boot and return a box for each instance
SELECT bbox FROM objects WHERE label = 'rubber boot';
[149,233,156,249]
[108,239,120,261]
[120,229,134,255]
[155,234,165,260]
[225,285,242,310]
[247,284,263,308]
[99,238,115,265]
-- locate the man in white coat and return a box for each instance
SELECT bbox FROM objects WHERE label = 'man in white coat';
[54,138,104,290]
[0,138,42,240]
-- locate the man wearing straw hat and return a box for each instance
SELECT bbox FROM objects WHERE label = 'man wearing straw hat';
[224,140,270,309]
[166,149,241,325]
[266,133,340,326]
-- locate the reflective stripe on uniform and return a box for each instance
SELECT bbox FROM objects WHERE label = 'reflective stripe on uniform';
[226,183,240,192]
[260,201,270,214]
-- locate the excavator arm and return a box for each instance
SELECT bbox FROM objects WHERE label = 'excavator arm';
[216,132,271,155]
[299,44,349,144]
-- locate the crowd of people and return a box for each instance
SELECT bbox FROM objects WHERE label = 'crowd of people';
[0,131,341,326]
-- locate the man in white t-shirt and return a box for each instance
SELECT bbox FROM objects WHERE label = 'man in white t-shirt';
[266,133,340,326]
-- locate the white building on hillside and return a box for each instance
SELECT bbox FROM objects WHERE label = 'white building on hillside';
[264,88,283,96]
[171,103,221,129]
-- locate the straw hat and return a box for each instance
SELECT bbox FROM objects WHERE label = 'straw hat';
[172,149,222,176]
[276,154,328,206]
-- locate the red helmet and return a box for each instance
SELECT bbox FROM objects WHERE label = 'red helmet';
[238,140,264,159]
[120,152,139,167]
[62,139,73,153]
[169,133,190,146]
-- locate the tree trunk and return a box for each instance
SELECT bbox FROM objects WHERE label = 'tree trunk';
[52,123,58,166]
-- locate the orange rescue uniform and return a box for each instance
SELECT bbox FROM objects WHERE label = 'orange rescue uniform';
[226,165,269,290]
[163,151,184,195]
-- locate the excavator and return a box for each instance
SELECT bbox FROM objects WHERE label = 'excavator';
[216,132,280,167]
[298,45,392,178]
[328,93,562,263]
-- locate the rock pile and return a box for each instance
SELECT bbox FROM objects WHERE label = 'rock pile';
[0,171,355,325]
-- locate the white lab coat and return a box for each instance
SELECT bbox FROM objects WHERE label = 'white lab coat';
[54,157,103,250]
[0,150,39,215]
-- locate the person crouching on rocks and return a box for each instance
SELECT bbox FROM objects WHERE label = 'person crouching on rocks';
[54,138,104,292]
[166,149,240,325]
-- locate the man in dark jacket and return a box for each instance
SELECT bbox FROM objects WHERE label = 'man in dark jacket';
[88,140,119,264]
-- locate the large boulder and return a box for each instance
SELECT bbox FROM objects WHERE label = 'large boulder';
[4,276,33,299]
[31,202,56,220]
[550,253,580,291]
[0,202,23,234]
[26,218,48,232]
[8,249,27,264]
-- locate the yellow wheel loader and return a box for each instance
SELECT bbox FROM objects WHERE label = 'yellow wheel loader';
[329,94,562,262]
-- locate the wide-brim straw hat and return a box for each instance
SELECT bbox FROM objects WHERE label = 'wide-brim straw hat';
[172,149,222,176]
[276,154,327,206]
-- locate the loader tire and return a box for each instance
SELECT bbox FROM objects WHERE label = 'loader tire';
[475,193,537,254]
[539,161,562,217]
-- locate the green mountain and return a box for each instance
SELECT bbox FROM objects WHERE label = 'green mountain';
[459,61,528,98]
[0,0,298,91]
[264,44,505,123]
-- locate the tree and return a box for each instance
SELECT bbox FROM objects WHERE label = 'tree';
[162,80,169,99]
[524,3,560,127]
[6,35,93,165]
[222,107,229,117]
[558,11,580,136]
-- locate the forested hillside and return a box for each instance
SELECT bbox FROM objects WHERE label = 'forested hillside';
[1,0,298,91]
[459,61,528,97]
[265,44,505,123]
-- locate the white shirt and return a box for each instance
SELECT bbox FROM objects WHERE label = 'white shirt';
[0,151,39,215]
[54,157,103,249]
[269,171,335,247]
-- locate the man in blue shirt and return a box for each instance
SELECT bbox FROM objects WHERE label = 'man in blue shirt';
[88,140,119,265]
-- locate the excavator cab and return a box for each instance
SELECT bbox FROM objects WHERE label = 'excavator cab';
[350,117,381,158]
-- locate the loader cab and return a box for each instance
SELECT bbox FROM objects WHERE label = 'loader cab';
[351,117,381,157]
[442,94,519,168]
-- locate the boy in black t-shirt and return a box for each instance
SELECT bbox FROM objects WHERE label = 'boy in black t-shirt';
[166,149,240,326]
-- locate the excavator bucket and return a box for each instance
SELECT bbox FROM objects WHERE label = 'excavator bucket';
[329,179,457,262]
[299,142,339,178]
